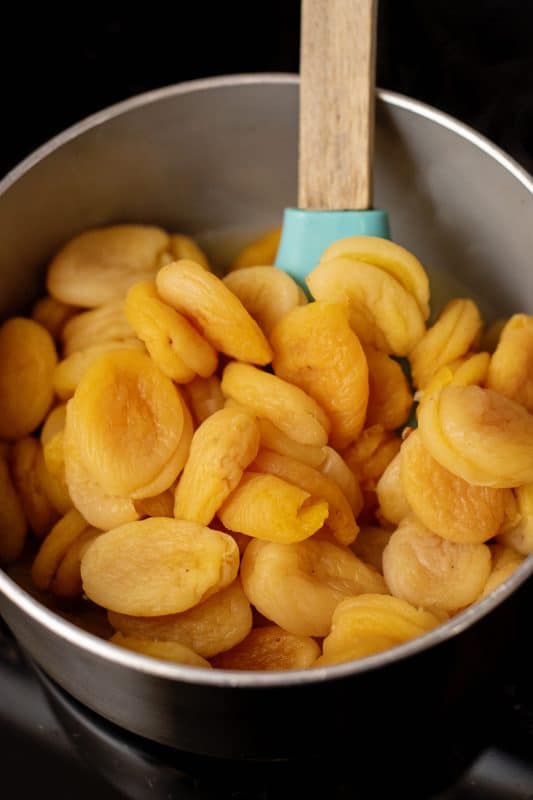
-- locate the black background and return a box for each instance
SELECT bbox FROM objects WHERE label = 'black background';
[1,0,533,178]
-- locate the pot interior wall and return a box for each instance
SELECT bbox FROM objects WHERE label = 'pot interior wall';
[0,79,532,322]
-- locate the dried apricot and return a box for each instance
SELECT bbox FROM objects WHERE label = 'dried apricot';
[47,224,169,307]
[375,452,411,527]
[318,447,363,516]
[51,527,101,597]
[315,594,440,665]
[0,318,57,440]
[156,260,272,365]
[183,375,225,426]
[351,526,392,573]
[252,449,358,545]
[174,407,260,525]
[110,633,211,668]
[124,281,217,382]
[307,258,425,356]
[319,236,430,318]
[221,362,330,447]
[229,227,281,270]
[10,437,65,534]
[498,483,533,555]
[62,301,135,356]
[241,537,387,637]
[218,472,328,543]
[223,267,303,336]
[343,425,401,492]
[32,509,90,590]
[108,580,252,658]
[81,518,239,616]
[364,347,413,430]
[211,626,320,670]
[53,340,145,401]
[418,385,533,487]
[409,299,482,389]
[382,516,491,613]
[271,302,368,448]
[66,349,186,498]
[32,296,78,341]
[401,430,508,544]
[486,314,533,412]
[257,419,326,469]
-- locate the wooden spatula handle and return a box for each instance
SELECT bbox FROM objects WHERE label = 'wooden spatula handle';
[299,0,377,211]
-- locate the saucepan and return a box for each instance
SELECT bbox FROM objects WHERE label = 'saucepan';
[0,75,532,784]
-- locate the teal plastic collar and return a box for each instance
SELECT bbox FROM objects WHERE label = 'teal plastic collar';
[275,208,390,286]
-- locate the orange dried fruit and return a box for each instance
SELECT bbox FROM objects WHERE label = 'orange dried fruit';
[80,518,239,616]
[271,302,369,449]
[156,260,272,365]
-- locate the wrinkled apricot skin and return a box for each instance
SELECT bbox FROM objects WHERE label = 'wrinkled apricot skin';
[315,594,440,666]
[229,227,281,271]
[0,455,27,564]
[480,545,523,598]
[223,267,304,336]
[319,236,430,318]
[125,281,217,382]
[409,299,482,389]
[47,225,170,307]
[211,625,320,670]
[351,526,392,573]
[418,385,533,488]
[31,509,90,591]
[486,314,533,412]
[257,419,326,469]
[401,430,508,544]
[108,580,252,658]
[184,376,225,426]
[382,516,491,613]
[62,301,135,356]
[318,447,363,515]
[65,437,140,530]
[271,302,369,449]
[364,347,413,430]
[66,349,186,499]
[307,258,425,356]
[241,538,387,637]
[0,318,57,440]
[52,527,101,597]
[167,233,210,270]
[375,452,411,527]
[10,437,61,536]
[218,472,329,543]
[418,351,490,402]
[110,633,211,668]
[174,407,260,525]
[221,362,330,447]
[53,340,146,401]
[343,426,401,492]
[32,296,79,341]
[252,449,359,545]
[498,483,533,555]
[81,518,240,616]
[156,260,272,365]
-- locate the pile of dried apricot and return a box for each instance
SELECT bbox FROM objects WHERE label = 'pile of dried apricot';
[0,223,530,671]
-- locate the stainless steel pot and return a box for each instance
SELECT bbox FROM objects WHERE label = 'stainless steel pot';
[1,75,532,776]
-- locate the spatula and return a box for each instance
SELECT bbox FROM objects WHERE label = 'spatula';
[275,0,390,284]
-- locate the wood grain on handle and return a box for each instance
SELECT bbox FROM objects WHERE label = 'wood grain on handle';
[299,0,377,211]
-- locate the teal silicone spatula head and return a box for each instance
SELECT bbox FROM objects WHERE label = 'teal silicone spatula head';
[275,0,390,285]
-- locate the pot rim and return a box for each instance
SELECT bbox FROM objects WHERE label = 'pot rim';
[1,72,532,689]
